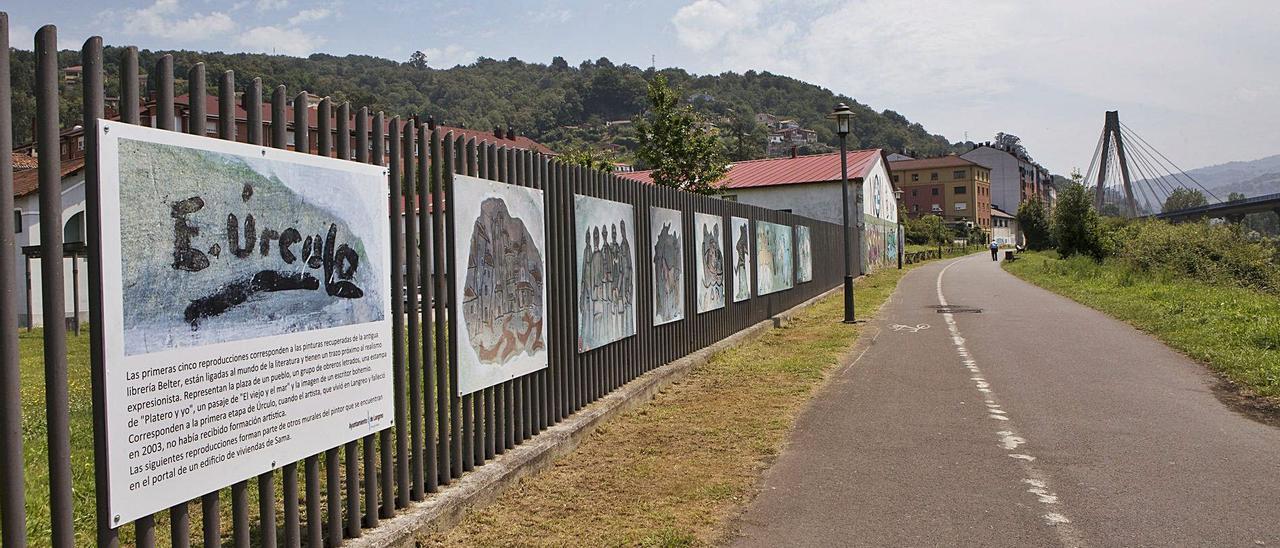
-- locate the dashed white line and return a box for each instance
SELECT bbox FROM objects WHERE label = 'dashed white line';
[936,259,1084,547]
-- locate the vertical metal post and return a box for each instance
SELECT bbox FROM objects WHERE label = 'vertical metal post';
[372,111,395,521]
[465,138,482,468]
[426,124,441,492]
[79,33,120,548]
[386,117,408,508]
[292,92,322,548]
[445,133,464,480]
[403,115,424,501]
[153,52,191,548]
[356,106,379,531]
[336,101,361,541]
[244,78,278,548]
[0,15,27,548]
[483,144,496,459]
[316,99,345,548]
[417,121,439,489]
[35,25,74,548]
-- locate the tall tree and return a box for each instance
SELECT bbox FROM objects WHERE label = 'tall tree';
[994,131,1028,158]
[1052,182,1103,259]
[634,75,727,194]
[1162,188,1209,213]
[1016,197,1052,251]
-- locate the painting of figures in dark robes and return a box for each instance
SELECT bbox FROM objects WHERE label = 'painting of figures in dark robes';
[454,175,548,395]
[796,225,813,283]
[731,217,751,302]
[575,195,637,352]
[756,220,794,295]
[650,207,684,325]
[695,212,725,313]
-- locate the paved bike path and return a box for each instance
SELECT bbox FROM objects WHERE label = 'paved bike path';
[730,254,1280,547]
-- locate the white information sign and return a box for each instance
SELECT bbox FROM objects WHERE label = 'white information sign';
[97,121,395,525]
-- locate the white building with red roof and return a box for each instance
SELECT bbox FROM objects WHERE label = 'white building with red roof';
[620,149,901,274]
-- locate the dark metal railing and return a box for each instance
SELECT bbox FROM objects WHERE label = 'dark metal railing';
[0,18,855,548]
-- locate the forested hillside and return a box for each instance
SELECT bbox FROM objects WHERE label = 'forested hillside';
[8,48,961,162]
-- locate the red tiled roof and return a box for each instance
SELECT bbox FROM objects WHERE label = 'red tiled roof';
[619,149,883,189]
[13,157,86,198]
[889,155,982,170]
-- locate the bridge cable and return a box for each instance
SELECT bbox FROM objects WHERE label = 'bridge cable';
[1119,122,1222,203]
[1083,127,1106,192]
[1127,140,1179,210]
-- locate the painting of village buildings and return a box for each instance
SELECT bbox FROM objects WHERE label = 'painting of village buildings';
[795,225,813,283]
[575,195,637,352]
[756,220,794,296]
[454,175,549,395]
[650,207,685,325]
[695,212,725,313]
[731,217,751,302]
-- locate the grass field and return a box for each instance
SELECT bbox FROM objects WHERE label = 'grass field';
[1005,252,1280,399]
[427,264,912,546]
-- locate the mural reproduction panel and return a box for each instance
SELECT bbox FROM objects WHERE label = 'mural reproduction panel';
[650,207,685,325]
[731,216,751,302]
[98,121,393,525]
[574,195,637,352]
[795,225,812,283]
[694,212,725,313]
[755,220,794,296]
[454,175,549,395]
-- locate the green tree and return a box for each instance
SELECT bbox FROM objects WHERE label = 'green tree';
[1162,188,1209,213]
[1052,182,1104,259]
[407,50,428,69]
[905,214,950,245]
[560,146,617,172]
[634,75,727,194]
[1016,197,1052,250]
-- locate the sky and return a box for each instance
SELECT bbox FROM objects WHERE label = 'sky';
[5,0,1279,175]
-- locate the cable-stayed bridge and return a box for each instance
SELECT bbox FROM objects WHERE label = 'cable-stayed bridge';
[1084,110,1280,222]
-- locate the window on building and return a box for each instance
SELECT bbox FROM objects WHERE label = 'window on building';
[892,175,899,183]
[911,204,919,213]
[930,172,939,181]
[931,188,939,196]
[64,211,85,244]
[953,170,965,179]
[931,203,941,212]
[778,209,792,213]
[911,189,918,196]
[12,210,20,233]
[911,173,919,182]
[954,186,967,194]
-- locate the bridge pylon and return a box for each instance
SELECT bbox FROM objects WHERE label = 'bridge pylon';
[1094,111,1138,217]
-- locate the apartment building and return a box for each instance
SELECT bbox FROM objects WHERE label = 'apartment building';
[889,156,993,230]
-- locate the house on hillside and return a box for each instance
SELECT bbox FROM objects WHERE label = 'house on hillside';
[10,95,555,327]
[619,149,901,274]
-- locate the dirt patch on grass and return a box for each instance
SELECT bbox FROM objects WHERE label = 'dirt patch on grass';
[1211,377,1280,428]
[423,267,906,547]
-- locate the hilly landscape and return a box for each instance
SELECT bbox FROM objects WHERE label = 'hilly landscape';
[7,48,964,163]
[1181,154,1280,199]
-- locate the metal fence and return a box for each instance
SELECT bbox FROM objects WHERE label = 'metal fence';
[0,19,853,548]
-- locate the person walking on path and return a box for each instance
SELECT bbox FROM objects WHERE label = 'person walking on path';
[989,241,999,261]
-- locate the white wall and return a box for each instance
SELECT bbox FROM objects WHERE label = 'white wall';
[13,173,91,327]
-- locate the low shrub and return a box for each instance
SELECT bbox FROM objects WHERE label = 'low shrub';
[1116,220,1280,294]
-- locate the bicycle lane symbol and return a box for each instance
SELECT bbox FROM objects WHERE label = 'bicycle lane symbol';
[890,323,930,333]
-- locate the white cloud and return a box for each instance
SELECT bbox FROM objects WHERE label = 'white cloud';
[234,25,325,56]
[125,0,236,41]
[419,45,479,68]
[288,7,334,25]
[256,0,290,11]
[668,0,1280,173]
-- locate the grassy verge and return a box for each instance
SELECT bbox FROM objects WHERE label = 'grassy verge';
[427,265,911,547]
[1004,252,1280,399]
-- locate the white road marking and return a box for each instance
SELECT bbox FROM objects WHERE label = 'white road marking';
[937,259,1083,547]
[891,323,931,333]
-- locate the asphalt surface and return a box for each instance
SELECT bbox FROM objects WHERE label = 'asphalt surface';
[731,254,1280,547]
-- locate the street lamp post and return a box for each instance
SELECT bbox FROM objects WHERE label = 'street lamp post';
[895,189,904,270]
[828,103,856,323]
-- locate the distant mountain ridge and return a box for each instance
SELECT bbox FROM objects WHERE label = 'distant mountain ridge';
[1182,154,1280,199]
